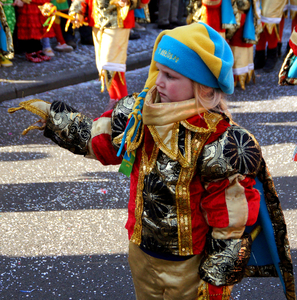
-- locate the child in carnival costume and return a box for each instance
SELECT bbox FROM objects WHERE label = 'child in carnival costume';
[186,0,262,90]
[9,22,296,299]
[68,0,150,110]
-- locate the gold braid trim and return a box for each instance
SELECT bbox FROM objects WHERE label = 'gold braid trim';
[196,281,232,300]
[177,113,223,256]
[130,158,146,246]
[142,143,159,176]
[147,122,180,161]
[8,99,51,120]
[22,123,46,136]
[262,23,279,39]
[127,123,145,151]
[8,99,51,135]
[181,112,222,133]
[176,131,211,256]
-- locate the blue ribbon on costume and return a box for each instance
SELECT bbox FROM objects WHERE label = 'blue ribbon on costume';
[247,177,286,294]
[117,90,147,176]
[134,8,146,19]
[288,55,297,78]
[221,0,236,25]
[243,0,256,42]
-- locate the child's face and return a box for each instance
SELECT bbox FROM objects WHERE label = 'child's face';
[155,62,194,103]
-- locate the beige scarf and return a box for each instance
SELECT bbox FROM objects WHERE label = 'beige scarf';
[142,86,205,161]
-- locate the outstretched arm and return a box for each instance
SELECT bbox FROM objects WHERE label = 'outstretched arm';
[7,98,134,165]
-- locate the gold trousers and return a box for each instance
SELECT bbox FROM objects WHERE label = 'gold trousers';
[128,241,202,300]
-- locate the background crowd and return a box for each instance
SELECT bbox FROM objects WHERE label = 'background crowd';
[0,0,296,90]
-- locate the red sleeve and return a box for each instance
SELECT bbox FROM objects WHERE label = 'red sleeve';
[201,175,260,228]
[91,111,123,166]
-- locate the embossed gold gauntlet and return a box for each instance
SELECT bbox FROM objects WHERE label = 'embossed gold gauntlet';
[44,101,93,155]
[198,233,252,286]
[8,100,93,155]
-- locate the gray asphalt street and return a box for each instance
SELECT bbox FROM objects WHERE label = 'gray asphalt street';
[1,37,297,300]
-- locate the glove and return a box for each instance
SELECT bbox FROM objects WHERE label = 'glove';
[199,225,261,287]
[8,99,51,135]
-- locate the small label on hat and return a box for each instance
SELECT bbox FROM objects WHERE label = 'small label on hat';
[157,47,179,63]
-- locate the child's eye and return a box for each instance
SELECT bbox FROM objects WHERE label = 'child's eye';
[166,73,175,79]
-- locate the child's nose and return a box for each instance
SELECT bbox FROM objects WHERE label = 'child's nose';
[156,73,164,87]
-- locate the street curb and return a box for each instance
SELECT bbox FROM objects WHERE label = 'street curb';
[0,49,152,102]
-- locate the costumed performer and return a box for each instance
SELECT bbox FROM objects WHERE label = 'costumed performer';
[16,0,55,62]
[277,0,297,58]
[186,0,262,90]
[8,22,296,300]
[279,24,297,162]
[254,0,286,72]
[68,0,150,111]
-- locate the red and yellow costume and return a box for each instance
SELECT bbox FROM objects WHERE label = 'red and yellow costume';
[69,0,149,101]
[9,93,294,299]
[8,21,295,300]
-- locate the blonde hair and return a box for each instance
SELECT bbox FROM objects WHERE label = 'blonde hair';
[193,82,231,118]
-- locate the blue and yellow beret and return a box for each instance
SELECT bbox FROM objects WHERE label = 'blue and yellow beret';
[151,22,234,94]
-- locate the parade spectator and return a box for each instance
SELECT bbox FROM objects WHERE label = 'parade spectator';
[68,0,150,110]
[41,37,54,56]
[148,0,158,23]
[157,0,179,29]
[9,22,295,300]
[58,0,93,48]
[129,11,141,40]
[16,0,54,62]
[51,0,73,53]
[40,0,75,56]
